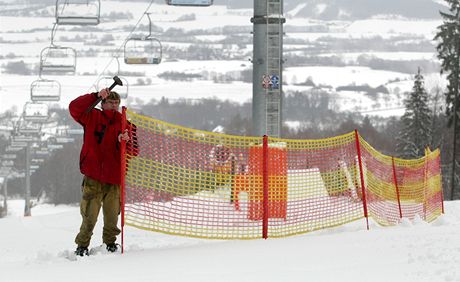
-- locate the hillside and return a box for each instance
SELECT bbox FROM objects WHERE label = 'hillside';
[0,1,445,115]
[218,0,446,19]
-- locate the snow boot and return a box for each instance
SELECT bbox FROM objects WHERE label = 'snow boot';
[75,246,89,256]
[106,243,119,253]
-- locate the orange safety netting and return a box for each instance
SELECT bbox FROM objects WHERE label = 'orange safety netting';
[121,109,444,240]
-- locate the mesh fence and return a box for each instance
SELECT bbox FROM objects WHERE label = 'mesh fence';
[359,137,443,225]
[122,109,443,239]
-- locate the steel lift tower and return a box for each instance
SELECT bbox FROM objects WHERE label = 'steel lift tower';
[251,0,285,137]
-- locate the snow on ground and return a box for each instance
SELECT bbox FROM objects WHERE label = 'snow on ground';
[0,199,459,282]
[0,74,253,114]
[284,66,410,88]
[0,16,52,32]
[346,19,442,39]
[1,68,410,116]
[286,3,308,18]
[319,51,438,62]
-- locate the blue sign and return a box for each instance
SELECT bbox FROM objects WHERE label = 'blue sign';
[271,75,280,89]
[262,75,280,90]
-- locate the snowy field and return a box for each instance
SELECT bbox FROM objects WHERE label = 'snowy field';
[0,1,447,117]
[0,73,254,113]
[0,199,459,282]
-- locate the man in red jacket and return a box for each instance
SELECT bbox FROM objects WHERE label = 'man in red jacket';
[69,88,129,256]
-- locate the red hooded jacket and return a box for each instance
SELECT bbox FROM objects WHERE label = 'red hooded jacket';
[69,93,122,185]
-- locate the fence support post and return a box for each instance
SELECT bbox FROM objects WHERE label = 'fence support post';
[354,130,369,230]
[120,106,127,253]
[392,157,403,219]
[440,153,445,214]
[423,149,429,220]
[262,135,269,239]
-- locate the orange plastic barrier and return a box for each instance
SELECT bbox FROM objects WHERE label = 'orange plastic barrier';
[234,143,287,220]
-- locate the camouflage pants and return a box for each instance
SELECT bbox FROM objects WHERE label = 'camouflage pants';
[75,176,121,247]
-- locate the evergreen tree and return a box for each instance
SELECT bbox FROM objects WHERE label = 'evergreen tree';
[396,68,432,158]
[434,0,460,199]
[434,0,460,122]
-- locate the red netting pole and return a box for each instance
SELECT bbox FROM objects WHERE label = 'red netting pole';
[120,106,127,254]
[392,157,403,219]
[441,154,445,214]
[354,130,369,230]
[441,183,445,214]
[262,135,269,239]
[423,152,428,220]
[433,152,445,214]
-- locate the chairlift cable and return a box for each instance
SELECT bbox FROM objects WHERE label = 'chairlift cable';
[51,0,68,37]
[50,23,58,47]
[86,0,157,92]
[40,23,59,74]
[61,0,69,17]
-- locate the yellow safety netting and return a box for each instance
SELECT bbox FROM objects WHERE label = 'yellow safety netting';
[122,110,443,239]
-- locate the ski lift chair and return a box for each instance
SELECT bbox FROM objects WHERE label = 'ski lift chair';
[30,165,40,171]
[5,146,23,152]
[0,124,13,135]
[12,171,25,178]
[34,148,50,157]
[53,128,75,144]
[23,102,49,123]
[67,128,84,135]
[0,167,11,173]
[124,13,162,64]
[56,137,75,144]
[55,0,101,25]
[30,79,61,102]
[18,120,41,135]
[124,37,162,64]
[10,140,27,148]
[48,144,64,150]
[39,46,77,75]
[2,154,17,160]
[1,160,14,167]
[0,168,12,177]
[166,0,213,6]
[12,135,36,143]
[31,158,45,165]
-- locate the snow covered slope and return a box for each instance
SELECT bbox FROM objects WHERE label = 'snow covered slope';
[0,199,459,282]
